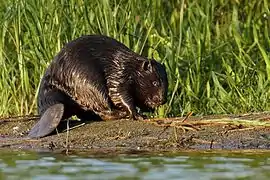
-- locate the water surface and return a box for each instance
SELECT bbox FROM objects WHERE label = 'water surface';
[0,149,270,179]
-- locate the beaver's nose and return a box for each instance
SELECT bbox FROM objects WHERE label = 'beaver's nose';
[161,96,167,104]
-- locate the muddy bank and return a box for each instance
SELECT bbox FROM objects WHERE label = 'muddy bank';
[1,112,270,154]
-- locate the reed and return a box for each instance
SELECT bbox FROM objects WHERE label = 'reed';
[0,0,269,118]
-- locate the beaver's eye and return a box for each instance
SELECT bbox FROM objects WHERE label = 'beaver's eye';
[152,81,159,87]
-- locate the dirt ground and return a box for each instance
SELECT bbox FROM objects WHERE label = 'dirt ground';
[1,112,270,154]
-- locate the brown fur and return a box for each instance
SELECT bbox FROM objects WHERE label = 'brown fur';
[38,35,168,121]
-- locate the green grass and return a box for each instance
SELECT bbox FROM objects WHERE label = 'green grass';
[0,0,269,118]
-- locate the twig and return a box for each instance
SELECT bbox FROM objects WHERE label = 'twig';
[210,139,214,149]
[0,115,39,122]
[182,112,193,122]
[65,119,70,155]
[63,123,86,132]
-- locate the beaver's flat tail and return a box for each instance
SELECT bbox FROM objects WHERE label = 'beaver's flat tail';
[28,104,64,138]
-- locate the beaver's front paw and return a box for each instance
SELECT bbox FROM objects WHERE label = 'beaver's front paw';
[130,112,147,120]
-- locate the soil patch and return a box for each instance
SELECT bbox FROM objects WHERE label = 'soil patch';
[1,112,270,154]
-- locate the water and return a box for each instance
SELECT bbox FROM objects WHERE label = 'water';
[1,149,270,180]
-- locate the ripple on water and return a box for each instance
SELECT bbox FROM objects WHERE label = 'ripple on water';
[1,150,270,180]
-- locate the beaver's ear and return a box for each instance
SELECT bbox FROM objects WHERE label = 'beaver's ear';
[141,60,153,72]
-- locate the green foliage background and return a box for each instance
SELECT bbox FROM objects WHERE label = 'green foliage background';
[0,0,269,117]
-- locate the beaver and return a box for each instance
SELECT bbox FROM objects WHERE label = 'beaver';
[28,34,168,138]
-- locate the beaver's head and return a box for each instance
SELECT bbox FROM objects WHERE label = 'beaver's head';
[134,59,168,110]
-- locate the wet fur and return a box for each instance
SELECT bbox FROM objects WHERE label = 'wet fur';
[38,35,168,121]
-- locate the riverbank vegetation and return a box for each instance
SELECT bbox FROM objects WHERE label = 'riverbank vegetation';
[0,0,269,117]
